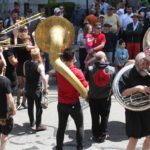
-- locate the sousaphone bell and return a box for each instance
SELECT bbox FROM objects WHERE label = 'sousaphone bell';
[35,16,88,98]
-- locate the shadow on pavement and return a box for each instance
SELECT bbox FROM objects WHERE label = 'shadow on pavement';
[51,121,127,149]
[10,123,36,136]
[108,121,127,142]
[51,129,93,150]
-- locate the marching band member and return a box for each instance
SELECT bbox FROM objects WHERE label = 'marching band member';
[56,48,88,150]
[119,52,150,150]
[13,26,34,109]
[0,58,16,150]
[24,48,48,131]
[86,51,115,143]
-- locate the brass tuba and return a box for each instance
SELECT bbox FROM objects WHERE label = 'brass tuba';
[35,16,88,98]
[113,28,150,111]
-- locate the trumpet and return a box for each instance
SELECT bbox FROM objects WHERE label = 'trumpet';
[1,13,43,34]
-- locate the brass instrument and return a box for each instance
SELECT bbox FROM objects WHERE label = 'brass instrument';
[1,13,42,34]
[0,38,27,48]
[113,28,150,111]
[35,16,88,98]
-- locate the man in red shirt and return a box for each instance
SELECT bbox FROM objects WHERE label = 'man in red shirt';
[92,25,106,52]
[56,48,88,150]
[85,24,106,67]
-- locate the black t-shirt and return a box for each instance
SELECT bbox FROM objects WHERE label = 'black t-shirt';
[3,49,15,76]
[0,76,12,119]
[14,47,31,64]
[25,60,42,93]
[119,66,150,94]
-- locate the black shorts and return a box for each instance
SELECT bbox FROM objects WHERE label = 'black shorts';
[125,109,150,138]
[0,117,13,135]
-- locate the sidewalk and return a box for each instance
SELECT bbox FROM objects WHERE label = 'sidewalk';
[6,83,145,150]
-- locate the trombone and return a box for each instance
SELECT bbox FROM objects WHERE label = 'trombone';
[1,13,43,34]
[0,38,27,48]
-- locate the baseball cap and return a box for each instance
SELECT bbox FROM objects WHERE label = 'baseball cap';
[103,22,112,27]
[98,14,104,18]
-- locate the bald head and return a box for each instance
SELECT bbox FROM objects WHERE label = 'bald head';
[94,51,107,63]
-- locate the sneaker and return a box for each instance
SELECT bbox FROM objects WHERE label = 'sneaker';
[98,133,109,143]
[36,125,47,132]
[92,134,108,143]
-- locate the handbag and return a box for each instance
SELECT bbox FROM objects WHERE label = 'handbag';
[41,94,49,109]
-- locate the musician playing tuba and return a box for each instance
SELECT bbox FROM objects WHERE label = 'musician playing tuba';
[119,52,150,150]
[56,48,88,150]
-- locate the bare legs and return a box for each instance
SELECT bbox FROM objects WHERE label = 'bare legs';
[0,134,8,150]
[142,136,150,150]
[127,136,150,150]
[17,76,26,108]
[126,137,138,150]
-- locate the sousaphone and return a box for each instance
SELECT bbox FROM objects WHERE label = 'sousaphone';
[35,16,88,98]
[113,27,150,111]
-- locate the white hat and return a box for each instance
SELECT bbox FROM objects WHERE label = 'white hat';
[135,52,150,62]
[54,7,61,14]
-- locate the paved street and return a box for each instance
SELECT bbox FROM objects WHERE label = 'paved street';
[6,78,145,150]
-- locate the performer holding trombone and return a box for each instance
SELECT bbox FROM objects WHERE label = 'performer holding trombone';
[119,52,150,150]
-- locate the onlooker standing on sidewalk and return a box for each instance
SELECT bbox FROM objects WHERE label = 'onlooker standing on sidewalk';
[102,22,116,64]
[84,9,97,26]
[121,6,133,41]
[114,39,129,71]
[77,27,87,71]
[84,24,106,67]
[125,13,143,59]
[71,4,86,43]
[104,6,121,35]
[56,48,88,150]
[104,6,121,61]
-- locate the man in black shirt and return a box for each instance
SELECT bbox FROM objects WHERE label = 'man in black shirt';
[86,51,115,143]
[119,52,150,150]
[0,59,16,150]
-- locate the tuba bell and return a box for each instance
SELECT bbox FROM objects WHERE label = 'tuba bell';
[113,28,150,111]
[35,16,88,98]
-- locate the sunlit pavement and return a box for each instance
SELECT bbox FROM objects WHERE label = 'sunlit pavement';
[6,77,145,150]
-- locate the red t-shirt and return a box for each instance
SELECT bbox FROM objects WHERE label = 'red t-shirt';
[93,33,106,52]
[56,65,88,104]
